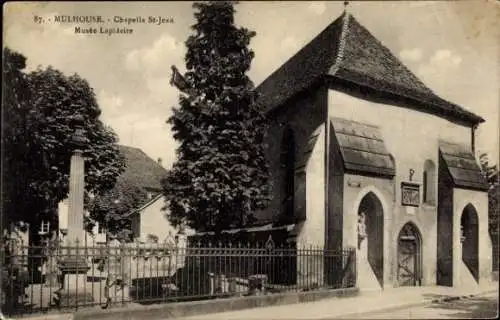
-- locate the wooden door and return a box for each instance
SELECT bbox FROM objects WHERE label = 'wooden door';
[398,237,418,286]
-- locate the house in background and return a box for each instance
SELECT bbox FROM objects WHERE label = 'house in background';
[112,145,191,243]
[57,145,187,245]
[128,193,193,244]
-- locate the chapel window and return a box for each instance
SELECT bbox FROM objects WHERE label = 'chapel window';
[280,126,295,217]
[423,160,436,205]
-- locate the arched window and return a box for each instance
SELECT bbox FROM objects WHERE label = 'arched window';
[280,126,295,217]
[423,160,436,205]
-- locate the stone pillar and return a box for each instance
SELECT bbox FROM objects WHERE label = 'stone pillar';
[66,150,86,245]
[56,125,92,307]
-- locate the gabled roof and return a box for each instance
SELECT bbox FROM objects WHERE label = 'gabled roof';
[439,141,488,191]
[331,117,395,177]
[257,12,484,125]
[118,145,167,191]
[125,193,163,218]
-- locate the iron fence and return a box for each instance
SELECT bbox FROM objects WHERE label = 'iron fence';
[1,238,356,317]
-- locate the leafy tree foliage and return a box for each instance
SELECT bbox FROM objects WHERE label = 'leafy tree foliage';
[163,1,271,233]
[2,47,125,236]
[480,153,499,237]
[85,180,148,242]
[3,48,34,233]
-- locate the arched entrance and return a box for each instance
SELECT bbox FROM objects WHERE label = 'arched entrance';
[357,192,384,288]
[461,204,479,282]
[397,222,422,286]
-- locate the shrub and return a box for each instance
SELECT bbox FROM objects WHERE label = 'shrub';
[1,266,29,314]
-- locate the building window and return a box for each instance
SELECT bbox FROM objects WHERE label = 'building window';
[97,223,105,234]
[423,160,436,205]
[39,221,50,235]
[280,126,295,217]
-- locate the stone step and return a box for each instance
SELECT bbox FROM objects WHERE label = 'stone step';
[357,255,381,292]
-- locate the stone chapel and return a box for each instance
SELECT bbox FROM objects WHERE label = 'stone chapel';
[254,12,492,290]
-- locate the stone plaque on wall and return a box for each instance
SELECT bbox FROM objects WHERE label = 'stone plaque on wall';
[401,182,420,207]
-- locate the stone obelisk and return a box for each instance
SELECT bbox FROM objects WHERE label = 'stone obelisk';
[57,117,92,307]
[66,148,86,245]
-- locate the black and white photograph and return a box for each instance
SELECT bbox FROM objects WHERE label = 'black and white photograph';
[2,1,499,319]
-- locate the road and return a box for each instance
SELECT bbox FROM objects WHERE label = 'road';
[352,292,499,319]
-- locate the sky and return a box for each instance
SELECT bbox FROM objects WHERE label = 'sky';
[4,1,499,169]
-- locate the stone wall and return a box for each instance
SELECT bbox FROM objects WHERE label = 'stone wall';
[257,85,328,228]
[328,88,476,288]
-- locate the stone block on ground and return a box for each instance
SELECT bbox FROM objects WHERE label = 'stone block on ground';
[248,274,268,295]
[55,291,94,308]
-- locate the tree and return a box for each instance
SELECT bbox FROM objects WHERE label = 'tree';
[2,47,125,237]
[2,48,33,234]
[85,179,148,242]
[480,153,499,237]
[163,1,271,233]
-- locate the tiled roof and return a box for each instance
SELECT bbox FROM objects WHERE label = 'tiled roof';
[256,15,344,114]
[439,141,488,191]
[117,145,167,191]
[330,117,395,177]
[257,12,484,125]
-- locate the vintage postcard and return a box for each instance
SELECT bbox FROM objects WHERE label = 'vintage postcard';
[2,1,499,319]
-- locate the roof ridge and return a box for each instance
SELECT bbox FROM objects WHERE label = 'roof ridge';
[329,12,351,76]
[256,13,345,88]
[124,193,163,218]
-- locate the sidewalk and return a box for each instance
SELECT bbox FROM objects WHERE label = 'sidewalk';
[15,282,498,320]
[177,282,498,320]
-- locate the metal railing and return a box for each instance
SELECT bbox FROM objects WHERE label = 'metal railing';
[1,238,356,317]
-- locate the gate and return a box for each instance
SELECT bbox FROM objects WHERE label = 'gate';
[397,223,421,286]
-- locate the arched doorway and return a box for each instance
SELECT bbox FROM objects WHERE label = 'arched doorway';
[357,192,384,288]
[461,204,479,282]
[397,222,422,286]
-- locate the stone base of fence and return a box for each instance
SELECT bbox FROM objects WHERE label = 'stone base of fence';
[73,287,359,320]
[56,291,94,308]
